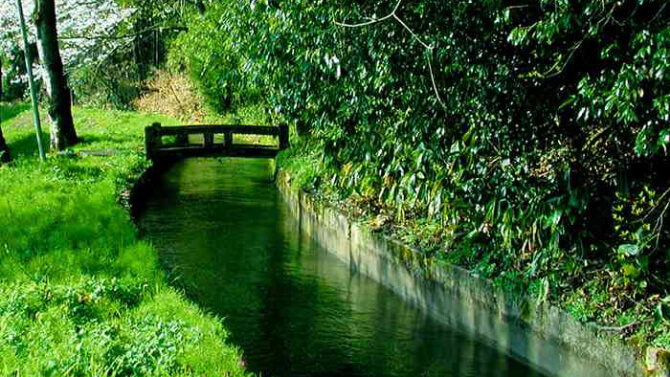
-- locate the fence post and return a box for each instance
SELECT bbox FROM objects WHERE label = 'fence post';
[279,123,289,150]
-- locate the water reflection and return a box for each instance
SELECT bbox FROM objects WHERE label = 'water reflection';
[139,158,546,377]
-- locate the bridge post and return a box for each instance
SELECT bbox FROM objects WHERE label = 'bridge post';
[176,132,188,146]
[145,122,162,160]
[279,123,289,150]
[224,131,233,153]
[204,132,214,149]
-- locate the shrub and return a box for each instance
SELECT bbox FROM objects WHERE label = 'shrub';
[178,0,670,330]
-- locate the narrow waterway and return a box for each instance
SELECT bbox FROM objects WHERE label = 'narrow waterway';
[139,158,548,377]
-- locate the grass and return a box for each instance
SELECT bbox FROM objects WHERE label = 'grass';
[0,102,30,125]
[0,102,251,376]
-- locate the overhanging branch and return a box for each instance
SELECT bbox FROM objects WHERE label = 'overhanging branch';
[334,1,446,110]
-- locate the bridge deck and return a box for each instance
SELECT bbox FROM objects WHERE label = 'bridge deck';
[145,123,289,161]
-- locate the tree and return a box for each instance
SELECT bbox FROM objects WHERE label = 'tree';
[0,57,11,163]
[33,0,77,150]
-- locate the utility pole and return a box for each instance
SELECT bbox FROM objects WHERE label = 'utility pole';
[16,0,46,162]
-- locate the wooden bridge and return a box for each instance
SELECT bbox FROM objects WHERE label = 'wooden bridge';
[145,122,289,161]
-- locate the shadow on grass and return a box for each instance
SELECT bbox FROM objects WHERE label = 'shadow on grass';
[0,102,31,125]
[8,132,137,161]
[77,134,136,147]
[8,132,51,158]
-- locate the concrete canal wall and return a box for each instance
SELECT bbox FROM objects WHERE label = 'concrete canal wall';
[277,170,647,377]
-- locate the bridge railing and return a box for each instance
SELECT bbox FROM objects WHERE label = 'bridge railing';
[145,122,289,161]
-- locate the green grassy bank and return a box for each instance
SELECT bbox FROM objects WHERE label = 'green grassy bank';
[0,104,249,376]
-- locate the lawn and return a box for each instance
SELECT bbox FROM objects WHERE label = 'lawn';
[0,103,250,376]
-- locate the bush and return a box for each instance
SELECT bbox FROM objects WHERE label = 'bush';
[182,0,668,282]
[0,47,31,102]
[168,5,262,113]
[176,0,670,338]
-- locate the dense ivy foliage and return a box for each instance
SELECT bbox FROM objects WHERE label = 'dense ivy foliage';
[174,0,669,324]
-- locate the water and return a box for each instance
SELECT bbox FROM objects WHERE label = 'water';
[138,158,548,377]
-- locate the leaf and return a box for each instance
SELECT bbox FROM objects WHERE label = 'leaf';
[657,302,670,323]
[617,244,640,257]
[622,263,640,278]
[558,96,576,110]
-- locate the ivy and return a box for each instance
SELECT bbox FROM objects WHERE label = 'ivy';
[175,0,670,325]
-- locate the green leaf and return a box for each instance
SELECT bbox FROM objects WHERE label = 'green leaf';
[617,244,641,257]
[622,263,640,278]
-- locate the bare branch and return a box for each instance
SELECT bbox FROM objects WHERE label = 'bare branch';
[593,319,653,332]
[58,25,187,41]
[650,3,668,24]
[333,0,402,28]
[427,52,446,110]
[544,40,582,79]
[642,187,670,222]
[334,1,446,110]
[506,5,530,10]
[653,201,670,250]
[392,14,433,50]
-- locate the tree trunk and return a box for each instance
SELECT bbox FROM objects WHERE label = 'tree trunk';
[187,0,206,14]
[0,58,11,163]
[0,123,9,164]
[196,1,206,14]
[34,0,77,151]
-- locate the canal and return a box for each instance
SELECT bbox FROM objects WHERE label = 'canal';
[138,158,548,377]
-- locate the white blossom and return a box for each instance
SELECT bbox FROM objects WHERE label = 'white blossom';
[0,0,134,75]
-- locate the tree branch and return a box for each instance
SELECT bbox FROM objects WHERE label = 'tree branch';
[58,25,188,41]
[593,319,653,332]
[334,1,446,110]
[427,51,446,110]
[333,0,402,28]
[392,14,433,50]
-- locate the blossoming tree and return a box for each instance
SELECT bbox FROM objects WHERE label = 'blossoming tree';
[0,0,133,149]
